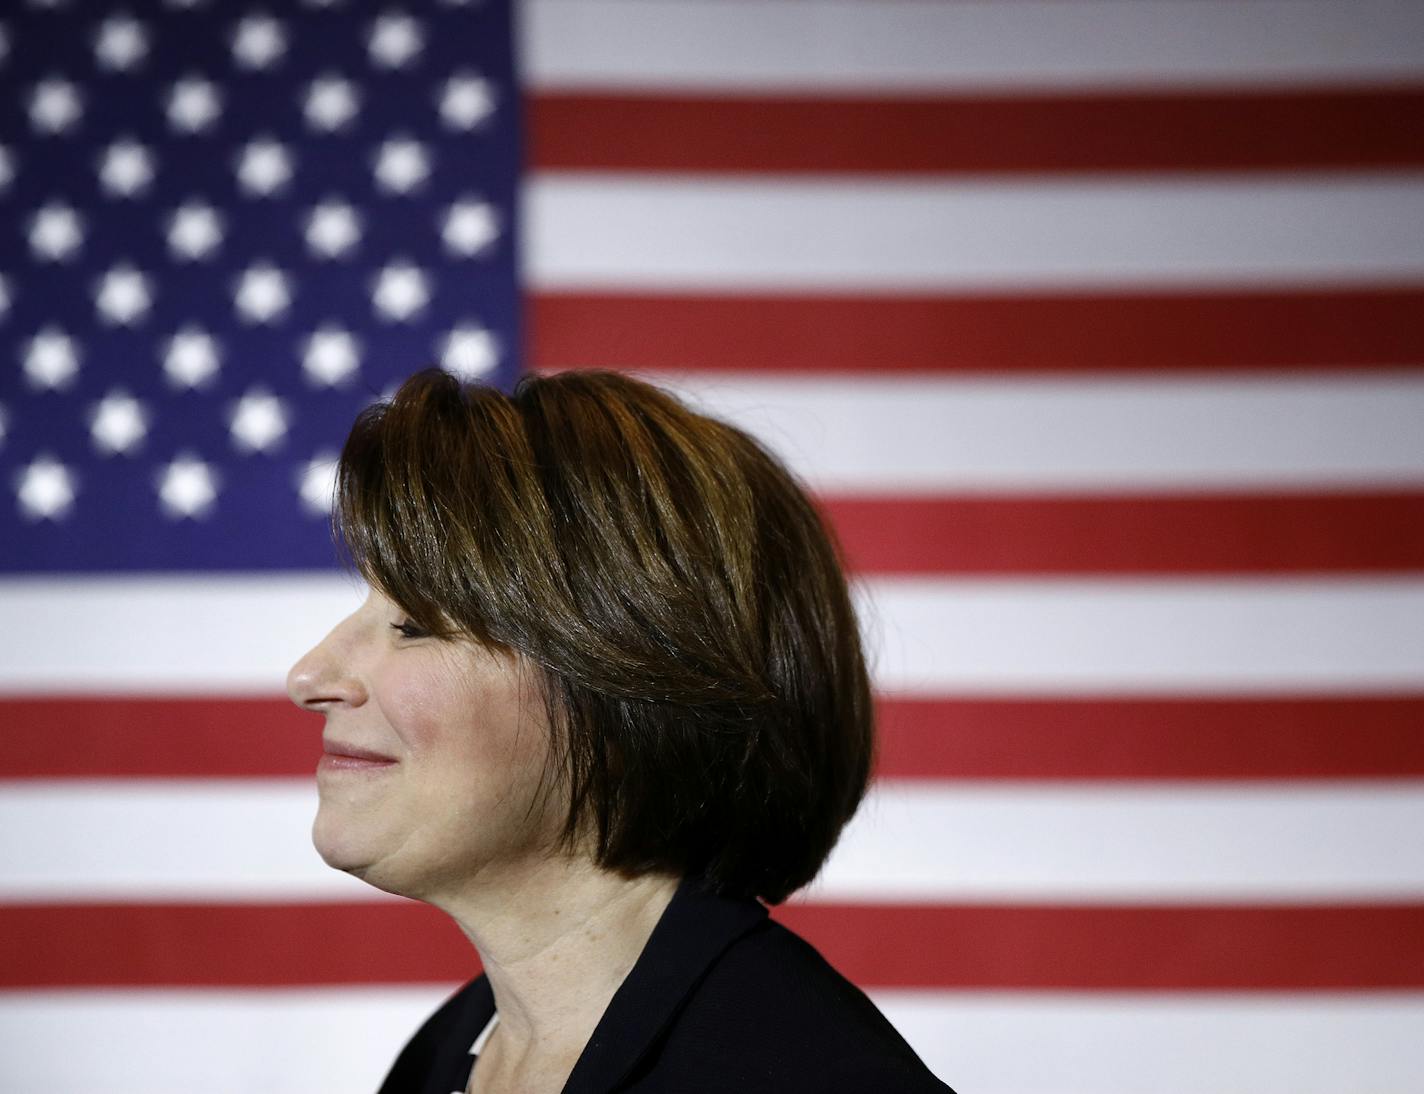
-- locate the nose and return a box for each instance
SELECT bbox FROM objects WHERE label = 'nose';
[286,620,368,711]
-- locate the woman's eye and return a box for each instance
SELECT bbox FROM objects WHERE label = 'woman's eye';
[391,620,429,640]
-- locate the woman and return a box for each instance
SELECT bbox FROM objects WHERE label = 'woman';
[288,368,953,1093]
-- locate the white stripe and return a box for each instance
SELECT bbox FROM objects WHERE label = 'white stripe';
[0,574,366,694]
[523,0,1424,91]
[820,781,1424,902]
[862,577,1424,695]
[2,989,1422,1094]
[526,174,1424,291]
[0,987,447,1094]
[0,780,366,902]
[874,990,1424,1094]
[2,780,1421,902]
[4,575,1422,694]
[655,373,1424,493]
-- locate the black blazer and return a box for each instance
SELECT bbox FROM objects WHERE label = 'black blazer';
[378,875,954,1093]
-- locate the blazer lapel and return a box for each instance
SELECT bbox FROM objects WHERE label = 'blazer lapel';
[432,975,495,1094]
[560,875,769,1094]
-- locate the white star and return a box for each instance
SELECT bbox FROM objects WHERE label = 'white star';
[368,11,423,68]
[229,388,290,453]
[23,329,79,390]
[94,14,150,71]
[236,137,293,196]
[304,200,361,258]
[98,139,155,197]
[95,264,153,325]
[0,27,9,66]
[0,404,7,447]
[439,72,495,130]
[302,325,361,386]
[234,262,291,324]
[372,261,429,321]
[29,78,83,135]
[372,137,429,194]
[441,198,499,257]
[156,455,219,519]
[304,75,359,132]
[296,451,339,515]
[0,147,14,192]
[89,390,150,455]
[166,77,222,133]
[167,201,224,260]
[28,203,85,262]
[16,455,77,522]
[0,276,10,318]
[164,0,210,8]
[439,323,499,380]
[231,13,286,69]
[163,327,221,388]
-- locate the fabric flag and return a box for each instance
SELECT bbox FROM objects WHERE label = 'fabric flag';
[4,2,1424,1091]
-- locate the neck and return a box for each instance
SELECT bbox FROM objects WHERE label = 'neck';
[437,856,680,1070]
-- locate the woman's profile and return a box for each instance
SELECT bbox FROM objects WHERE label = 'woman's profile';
[287,368,953,1093]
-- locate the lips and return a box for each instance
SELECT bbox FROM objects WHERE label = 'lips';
[322,739,397,762]
[319,739,399,775]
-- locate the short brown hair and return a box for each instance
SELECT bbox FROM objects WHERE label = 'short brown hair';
[335,368,872,904]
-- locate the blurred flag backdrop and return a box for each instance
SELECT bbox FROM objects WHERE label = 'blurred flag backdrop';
[3,1,1424,1091]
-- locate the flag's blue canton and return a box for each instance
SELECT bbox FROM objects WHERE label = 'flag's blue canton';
[0,0,521,572]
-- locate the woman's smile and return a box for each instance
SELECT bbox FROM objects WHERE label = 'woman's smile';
[289,588,562,899]
[318,737,399,774]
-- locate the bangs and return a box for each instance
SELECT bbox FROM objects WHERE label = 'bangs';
[333,370,550,649]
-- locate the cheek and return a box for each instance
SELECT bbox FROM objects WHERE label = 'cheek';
[373,651,548,778]
[373,667,449,753]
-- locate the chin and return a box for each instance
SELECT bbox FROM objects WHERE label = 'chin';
[311,815,425,899]
[311,811,377,874]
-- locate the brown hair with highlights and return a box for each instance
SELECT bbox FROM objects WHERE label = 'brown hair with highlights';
[335,368,873,904]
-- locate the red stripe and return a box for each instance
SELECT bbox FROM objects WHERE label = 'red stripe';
[823,492,1424,575]
[2,901,1419,990]
[0,696,320,778]
[875,696,1424,780]
[530,87,1424,174]
[772,903,1424,990]
[529,288,1424,375]
[0,903,476,989]
[4,693,1421,781]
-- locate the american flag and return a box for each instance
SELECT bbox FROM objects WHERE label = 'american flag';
[3,1,1424,1091]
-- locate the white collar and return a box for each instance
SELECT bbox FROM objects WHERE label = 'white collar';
[469,1011,500,1056]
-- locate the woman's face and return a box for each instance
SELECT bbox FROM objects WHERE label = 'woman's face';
[286,588,564,902]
